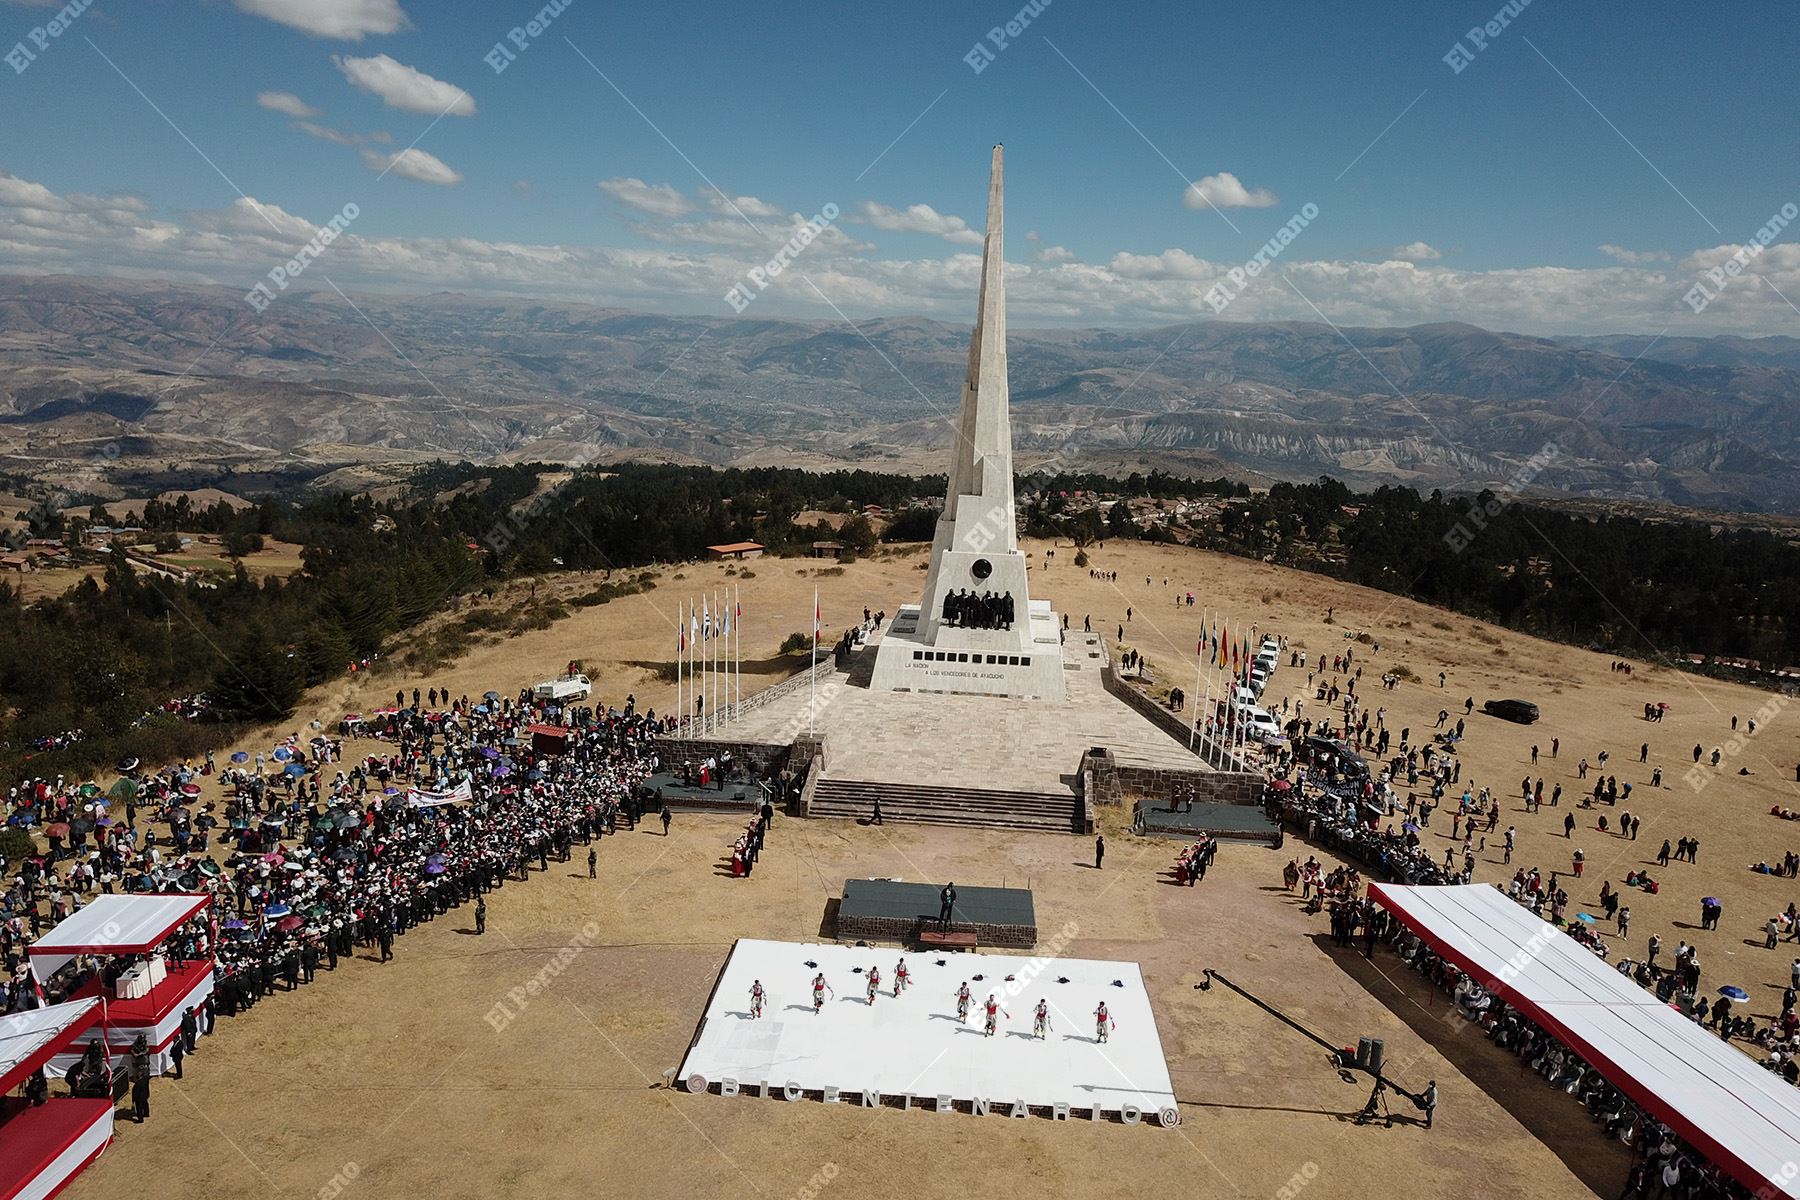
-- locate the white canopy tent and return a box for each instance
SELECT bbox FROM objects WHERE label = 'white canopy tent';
[1372,882,1800,1200]
[27,893,210,981]
[0,1000,101,1092]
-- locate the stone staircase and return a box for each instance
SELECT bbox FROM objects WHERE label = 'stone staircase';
[809,776,1083,833]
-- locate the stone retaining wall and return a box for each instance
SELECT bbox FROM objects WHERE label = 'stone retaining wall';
[834,913,1038,949]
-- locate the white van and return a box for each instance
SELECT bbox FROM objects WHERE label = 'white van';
[533,675,591,702]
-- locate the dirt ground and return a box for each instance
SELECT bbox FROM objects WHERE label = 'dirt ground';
[60,537,1800,1200]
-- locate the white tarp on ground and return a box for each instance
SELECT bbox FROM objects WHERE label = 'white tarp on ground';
[0,1000,99,1091]
[679,939,1178,1126]
[1372,882,1800,1200]
[27,893,209,981]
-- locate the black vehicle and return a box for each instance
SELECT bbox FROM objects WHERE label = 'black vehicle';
[1483,698,1540,724]
[1298,734,1370,778]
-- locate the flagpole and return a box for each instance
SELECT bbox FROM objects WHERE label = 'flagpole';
[1188,614,1204,752]
[810,586,818,740]
[734,582,742,719]
[676,599,684,738]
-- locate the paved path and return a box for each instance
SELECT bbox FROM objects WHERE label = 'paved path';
[712,631,1210,793]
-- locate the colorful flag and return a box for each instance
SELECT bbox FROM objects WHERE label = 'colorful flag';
[814,593,822,643]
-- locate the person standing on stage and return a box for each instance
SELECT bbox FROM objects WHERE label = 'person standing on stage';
[749,980,765,1019]
[983,994,1004,1037]
[939,882,956,927]
[866,966,881,1004]
[1094,1000,1114,1043]
[956,982,972,1023]
[812,972,832,1013]
[893,958,910,995]
[1033,999,1052,1039]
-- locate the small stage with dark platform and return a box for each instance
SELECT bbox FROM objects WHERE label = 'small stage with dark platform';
[1136,801,1281,845]
[640,773,765,813]
[834,878,1037,949]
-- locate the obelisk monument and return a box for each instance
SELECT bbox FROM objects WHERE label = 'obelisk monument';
[869,145,1065,699]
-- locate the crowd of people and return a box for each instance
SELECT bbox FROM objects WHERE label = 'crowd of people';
[1,682,672,1112]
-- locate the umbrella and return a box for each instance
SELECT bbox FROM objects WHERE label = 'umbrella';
[285,764,307,777]
[275,915,304,933]
[177,872,199,890]
[197,860,221,878]
[45,822,70,839]
[426,861,446,875]
[230,752,249,763]
[78,783,100,798]
[1703,897,1721,907]
[273,747,293,763]
[283,861,306,873]
[1402,821,1420,833]
[491,764,511,778]
[1270,778,1291,791]
[1719,985,1749,1001]
[180,783,202,797]
[108,778,138,803]
[337,814,361,830]
[474,704,489,714]
[263,902,292,918]
[116,756,140,773]
[1575,912,1597,924]
[96,816,114,827]
[484,690,501,701]
[481,747,501,760]
[222,918,247,930]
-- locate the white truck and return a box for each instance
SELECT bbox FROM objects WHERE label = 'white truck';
[533,675,591,703]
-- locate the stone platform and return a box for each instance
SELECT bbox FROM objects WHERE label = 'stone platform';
[709,630,1208,797]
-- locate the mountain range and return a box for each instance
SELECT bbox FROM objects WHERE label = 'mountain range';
[2,274,1798,512]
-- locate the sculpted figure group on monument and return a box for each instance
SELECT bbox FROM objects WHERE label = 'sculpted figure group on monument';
[942,588,1015,631]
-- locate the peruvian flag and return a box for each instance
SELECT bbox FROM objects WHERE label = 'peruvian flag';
[814,592,822,643]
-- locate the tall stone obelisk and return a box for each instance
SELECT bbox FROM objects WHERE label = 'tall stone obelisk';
[869,145,1064,699]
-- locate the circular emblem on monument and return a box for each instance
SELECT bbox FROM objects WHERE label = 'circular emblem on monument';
[970,558,993,581]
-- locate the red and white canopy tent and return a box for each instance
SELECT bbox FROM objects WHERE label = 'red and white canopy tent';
[1371,882,1800,1200]
[28,893,214,1074]
[0,999,114,1200]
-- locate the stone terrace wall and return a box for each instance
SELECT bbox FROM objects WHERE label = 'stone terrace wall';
[835,913,1037,950]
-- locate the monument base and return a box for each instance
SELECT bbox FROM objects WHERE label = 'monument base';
[868,601,1065,699]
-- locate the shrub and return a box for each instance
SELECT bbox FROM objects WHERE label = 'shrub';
[1074,549,1089,568]
[779,632,811,655]
[1,827,39,863]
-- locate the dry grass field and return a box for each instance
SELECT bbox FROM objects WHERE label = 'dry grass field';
[59,536,1800,1200]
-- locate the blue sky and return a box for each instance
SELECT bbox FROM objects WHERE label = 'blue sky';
[2,0,1796,334]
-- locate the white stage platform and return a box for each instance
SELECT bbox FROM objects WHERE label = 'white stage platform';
[679,939,1178,1126]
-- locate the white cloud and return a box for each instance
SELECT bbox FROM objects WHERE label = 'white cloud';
[234,0,410,40]
[359,147,463,186]
[855,200,982,245]
[9,167,1800,336]
[599,177,693,218]
[1036,244,1076,264]
[1600,244,1670,264]
[293,121,390,147]
[1183,172,1278,210]
[335,54,475,117]
[256,91,320,119]
[704,191,787,221]
[515,180,534,199]
[1388,241,1441,262]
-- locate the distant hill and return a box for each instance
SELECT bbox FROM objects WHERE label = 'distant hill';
[2,274,1798,511]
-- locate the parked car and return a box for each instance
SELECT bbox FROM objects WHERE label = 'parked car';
[1483,698,1540,724]
[1298,734,1369,777]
